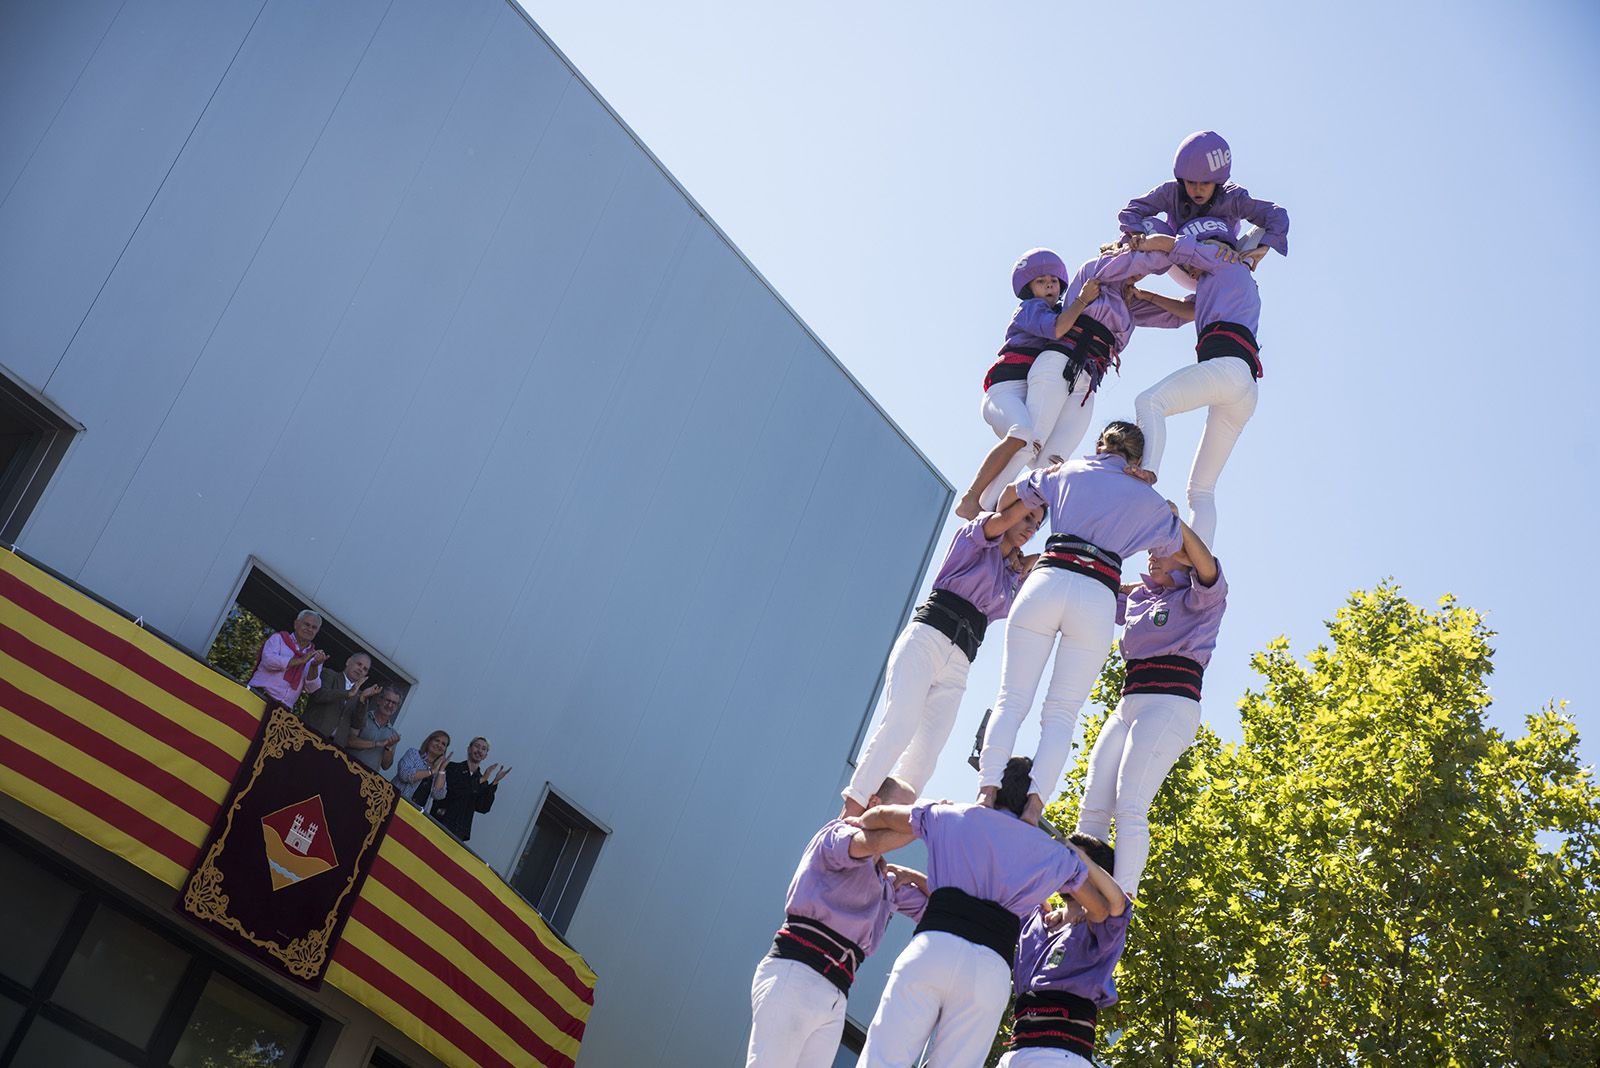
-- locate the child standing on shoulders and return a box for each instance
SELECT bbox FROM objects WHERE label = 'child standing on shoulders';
[843,497,1046,817]
[957,249,1100,520]
[1117,130,1289,273]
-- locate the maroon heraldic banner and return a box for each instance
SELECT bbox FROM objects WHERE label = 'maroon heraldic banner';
[179,706,398,987]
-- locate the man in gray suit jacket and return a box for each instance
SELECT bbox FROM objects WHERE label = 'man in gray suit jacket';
[303,651,379,742]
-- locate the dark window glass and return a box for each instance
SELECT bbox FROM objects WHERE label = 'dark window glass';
[168,973,309,1068]
[50,906,190,1047]
[0,841,80,986]
[0,372,78,544]
[510,790,607,935]
[0,996,25,1051]
[10,1016,137,1068]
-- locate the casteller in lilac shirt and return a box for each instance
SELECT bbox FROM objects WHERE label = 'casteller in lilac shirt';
[1119,562,1228,667]
[1001,297,1069,356]
[1014,454,1182,563]
[1061,247,1175,354]
[1013,906,1132,1009]
[1118,181,1290,257]
[782,819,927,959]
[932,514,1026,624]
[910,802,1085,916]
[1130,235,1261,337]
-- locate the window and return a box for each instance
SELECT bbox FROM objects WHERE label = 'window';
[0,833,318,1068]
[510,788,609,936]
[203,561,412,710]
[0,368,80,544]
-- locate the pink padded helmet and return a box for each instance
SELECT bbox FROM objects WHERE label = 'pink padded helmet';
[1011,248,1069,299]
[1173,130,1232,183]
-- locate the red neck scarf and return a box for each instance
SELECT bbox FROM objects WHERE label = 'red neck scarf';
[266,631,309,690]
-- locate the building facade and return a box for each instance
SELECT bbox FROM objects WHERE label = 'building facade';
[0,0,950,1064]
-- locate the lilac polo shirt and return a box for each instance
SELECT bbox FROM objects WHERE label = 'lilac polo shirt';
[1062,248,1175,353]
[1012,907,1132,1009]
[1014,455,1183,561]
[783,819,927,958]
[931,515,1025,624]
[1168,235,1263,334]
[910,803,1085,917]
[1000,297,1066,354]
[1119,563,1229,667]
[1117,181,1290,256]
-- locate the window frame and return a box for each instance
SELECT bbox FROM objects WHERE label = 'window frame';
[201,557,417,697]
[0,366,82,545]
[0,825,321,1068]
[509,784,610,936]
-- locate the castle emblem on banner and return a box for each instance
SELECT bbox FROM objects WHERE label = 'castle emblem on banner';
[260,795,340,891]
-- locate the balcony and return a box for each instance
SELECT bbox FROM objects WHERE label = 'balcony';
[0,548,594,1068]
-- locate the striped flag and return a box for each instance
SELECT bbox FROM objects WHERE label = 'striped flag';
[0,550,595,1066]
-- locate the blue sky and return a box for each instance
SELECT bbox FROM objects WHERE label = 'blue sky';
[520,0,1600,803]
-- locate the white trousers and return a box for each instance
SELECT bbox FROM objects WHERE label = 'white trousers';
[1075,692,1200,897]
[997,1049,1095,1068]
[859,931,1012,1068]
[845,623,972,806]
[981,379,1032,444]
[978,569,1115,797]
[746,956,847,1068]
[979,357,1096,511]
[1133,355,1258,546]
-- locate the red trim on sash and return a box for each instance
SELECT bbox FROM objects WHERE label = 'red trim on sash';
[1204,328,1257,354]
[1041,551,1120,582]
[983,351,1038,392]
[774,928,858,980]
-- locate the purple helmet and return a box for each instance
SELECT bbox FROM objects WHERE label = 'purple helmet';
[1173,130,1232,183]
[1011,248,1069,299]
[1136,216,1176,237]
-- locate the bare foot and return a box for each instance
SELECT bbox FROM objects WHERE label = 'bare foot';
[954,493,982,521]
[1021,792,1046,826]
[840,795,867,819]
[975,785,998,809]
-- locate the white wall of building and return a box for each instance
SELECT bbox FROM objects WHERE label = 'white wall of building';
[0,0,951,1062]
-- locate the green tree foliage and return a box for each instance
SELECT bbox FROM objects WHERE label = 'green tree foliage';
[206,605,271,683]
[997,583,1600,1067]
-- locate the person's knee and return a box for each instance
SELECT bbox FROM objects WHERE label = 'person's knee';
[1114,805,1149,830]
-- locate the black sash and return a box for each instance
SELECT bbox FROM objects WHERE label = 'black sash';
[768,914,865,994]
[1123,654,1204,700]
[1010,988,1098,1055]
[1063,315,1120,396]
[1037,533,1123,595]
[1196,319,1262,378]
[912,588,988,662]
[914,886,1021,967]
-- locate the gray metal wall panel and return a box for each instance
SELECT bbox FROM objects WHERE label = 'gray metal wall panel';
[0,0,124,197]
[0,0,265,386]
[25,0,393,583]
[66,0,503,615]
[4,2,954,1064]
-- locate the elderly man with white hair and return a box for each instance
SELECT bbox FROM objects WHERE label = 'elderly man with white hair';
[247,608,328,709]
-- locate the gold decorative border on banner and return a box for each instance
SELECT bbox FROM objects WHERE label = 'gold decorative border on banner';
[182,708,394,979]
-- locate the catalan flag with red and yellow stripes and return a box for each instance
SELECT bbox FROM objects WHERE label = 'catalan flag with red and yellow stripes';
[0,549,596,1067]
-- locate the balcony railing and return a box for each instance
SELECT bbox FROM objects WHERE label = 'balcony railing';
[0,547,594,1068]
